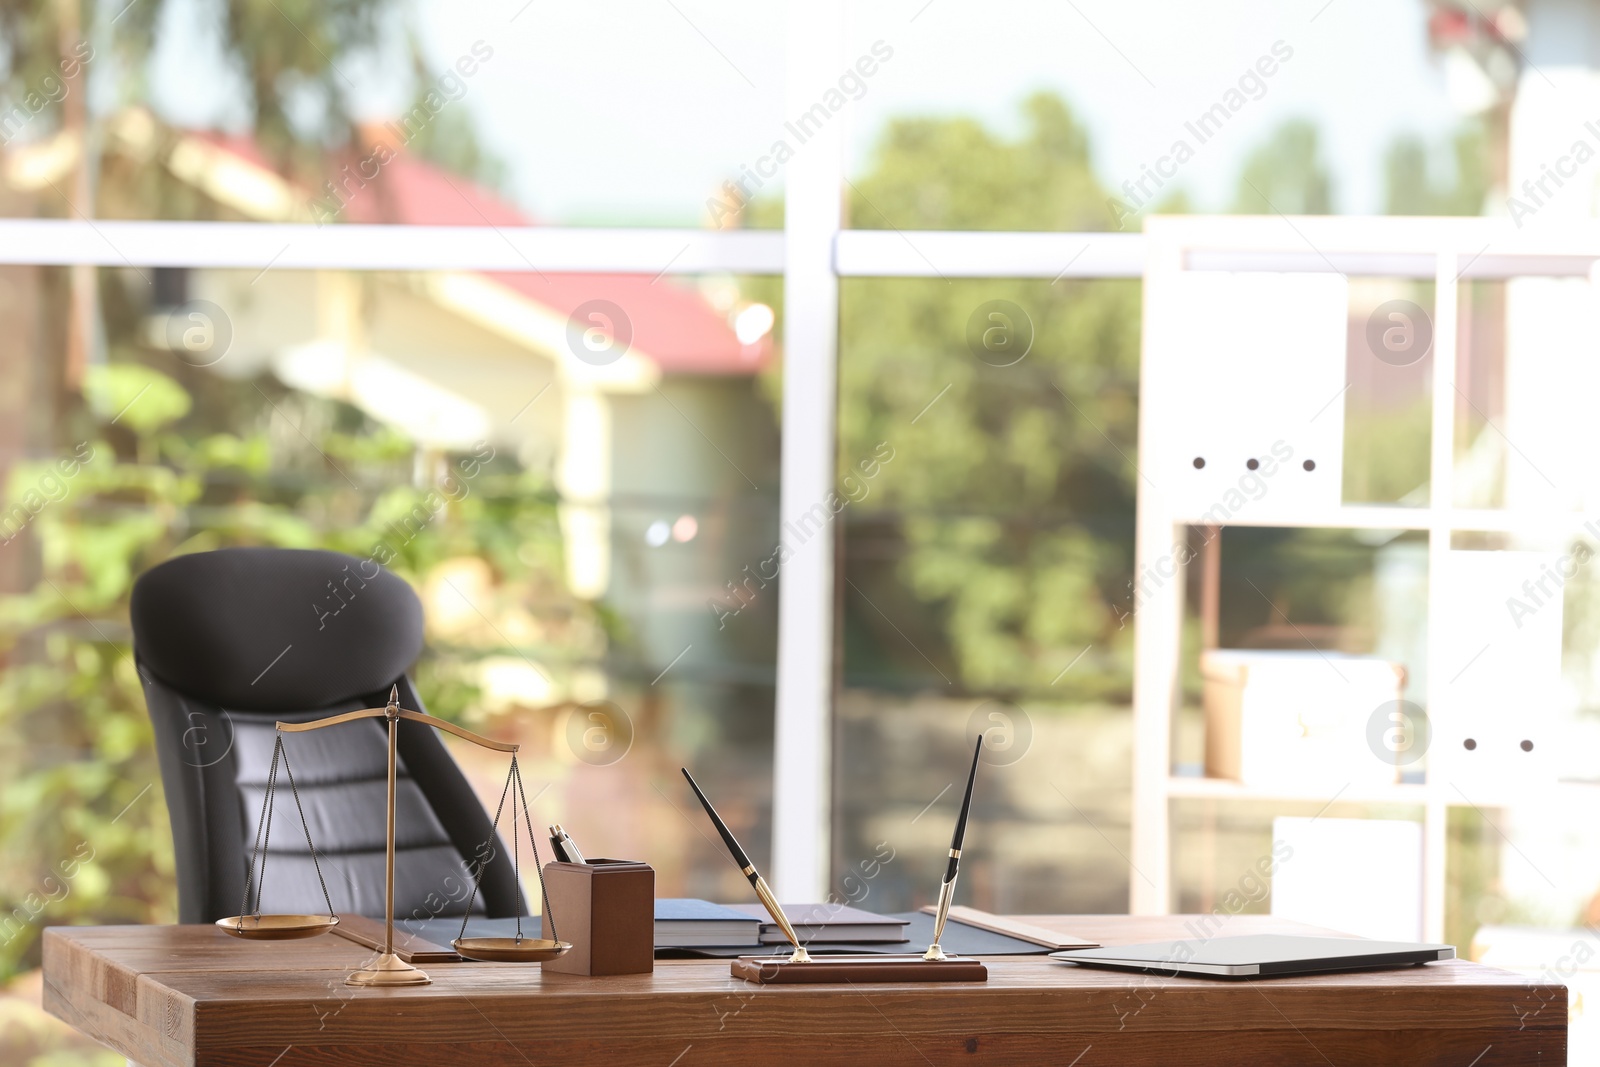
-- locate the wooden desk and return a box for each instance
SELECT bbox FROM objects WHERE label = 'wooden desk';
[43,915,1566,1066]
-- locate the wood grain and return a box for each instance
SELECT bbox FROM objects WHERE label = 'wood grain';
[43,917,1567,1066]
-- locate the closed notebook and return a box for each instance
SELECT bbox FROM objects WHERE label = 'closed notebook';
[727,902,910,944]
[654,898,763,947]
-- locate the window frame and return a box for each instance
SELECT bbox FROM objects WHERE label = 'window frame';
[10,149,1595,912]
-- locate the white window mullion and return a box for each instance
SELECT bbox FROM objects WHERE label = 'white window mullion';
[0,220,784,275]
[770,0,846,903]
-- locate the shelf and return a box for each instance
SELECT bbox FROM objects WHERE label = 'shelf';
[1164,776,1429,805]
[1165,775,1600,808]
[1169,505,1600,535]
[1133,226,1600,935]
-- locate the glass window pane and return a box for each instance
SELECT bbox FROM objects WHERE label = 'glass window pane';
[0,262,781,947]
[1455,279,1508,509]
[1171,798,1424,918]
[1344,278,1434,507]
[835,276,1139,913]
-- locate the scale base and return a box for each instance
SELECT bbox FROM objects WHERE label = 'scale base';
[731,954,987,984]
[347,952,431,987]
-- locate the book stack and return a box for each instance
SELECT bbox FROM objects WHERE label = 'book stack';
[657,900,910,947]
[652,899,763,948]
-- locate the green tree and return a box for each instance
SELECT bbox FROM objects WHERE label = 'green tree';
[847,92,1115,232]
[1232,118,1333,215]
[1384,123,1488,216]
[827,93,1142,697]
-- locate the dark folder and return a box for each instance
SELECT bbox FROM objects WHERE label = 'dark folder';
[656,911,1058,959]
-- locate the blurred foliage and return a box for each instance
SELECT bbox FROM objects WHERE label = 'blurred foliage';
[1345,393,1435,505]
[0,974,123,1067]
[835,265,1141,697]
[0,0,385,167]
[845,93,1114,232]
[1384,122,1490,216]
[1447,805,1500,964]
[1232,118,1333,215]
[1342,278,1437,508]
[807,94,1143,699]
[0,354,592,984]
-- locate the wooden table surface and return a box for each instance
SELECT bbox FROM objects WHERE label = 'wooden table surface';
[43,915,1567,1066]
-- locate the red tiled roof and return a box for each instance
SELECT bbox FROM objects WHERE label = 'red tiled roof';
[189,130,770,376]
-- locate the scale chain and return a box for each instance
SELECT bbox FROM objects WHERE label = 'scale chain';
[513,757,557,943]
[240,736,284,922]
[511,755,521,942]
[454,754,556,945]
[240,731,338,923]
[457,752,517,944]
[277,735,338,920]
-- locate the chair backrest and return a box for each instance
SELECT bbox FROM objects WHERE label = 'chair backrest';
[131,546,523,923]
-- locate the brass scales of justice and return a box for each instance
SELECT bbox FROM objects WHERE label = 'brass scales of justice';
[215,686,571,986]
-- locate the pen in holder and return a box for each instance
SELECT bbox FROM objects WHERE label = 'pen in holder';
[549,824,586,865]
[681,769,808,963]
[924,735,983,962]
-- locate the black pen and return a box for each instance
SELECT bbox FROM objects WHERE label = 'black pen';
[925,735,982,961]
[681,768,810,963]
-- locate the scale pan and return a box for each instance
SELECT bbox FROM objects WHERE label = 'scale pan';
[453,937,572,963]
[216,915,340,941]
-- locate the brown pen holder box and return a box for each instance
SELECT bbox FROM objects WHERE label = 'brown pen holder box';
[541,859,655,976]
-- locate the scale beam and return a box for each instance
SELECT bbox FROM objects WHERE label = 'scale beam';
[277,705,518,753]
[275,707,385,732]
[397,709,518,752]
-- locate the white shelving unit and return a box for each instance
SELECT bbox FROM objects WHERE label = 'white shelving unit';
[1130,216,1600,941]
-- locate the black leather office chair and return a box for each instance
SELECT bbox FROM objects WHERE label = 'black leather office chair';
[131,546,523,923]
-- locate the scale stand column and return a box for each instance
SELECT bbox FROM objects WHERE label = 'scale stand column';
[348,697,430,987]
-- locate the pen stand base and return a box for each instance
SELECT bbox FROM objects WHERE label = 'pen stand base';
[730,954,987,984]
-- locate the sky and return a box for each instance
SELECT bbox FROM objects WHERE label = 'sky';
[145,0,1468,226]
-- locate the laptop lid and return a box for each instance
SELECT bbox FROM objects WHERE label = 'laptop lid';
[1050,935,1455,979]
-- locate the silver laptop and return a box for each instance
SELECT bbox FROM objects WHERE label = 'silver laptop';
[1050,935,1455,979]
